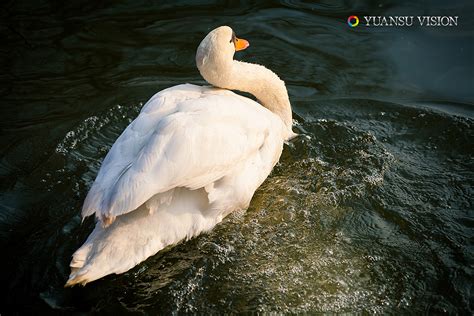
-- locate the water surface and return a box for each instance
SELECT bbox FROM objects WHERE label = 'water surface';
[1,0,473,313]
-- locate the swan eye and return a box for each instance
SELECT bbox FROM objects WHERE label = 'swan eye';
[230,31,236,43]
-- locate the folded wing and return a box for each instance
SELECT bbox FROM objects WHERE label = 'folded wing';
[81,84,273,224]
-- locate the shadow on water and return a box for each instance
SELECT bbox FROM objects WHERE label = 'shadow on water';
[0,0,473,313]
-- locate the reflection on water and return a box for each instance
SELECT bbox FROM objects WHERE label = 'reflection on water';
[1,0,473,313]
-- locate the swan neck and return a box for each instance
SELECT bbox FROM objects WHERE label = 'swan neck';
[228,61,293,131]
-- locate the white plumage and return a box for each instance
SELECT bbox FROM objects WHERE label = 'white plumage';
[66,26,294,286]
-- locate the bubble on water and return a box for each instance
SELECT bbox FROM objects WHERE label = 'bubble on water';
[56,116,100,154]
[55,104,140,158]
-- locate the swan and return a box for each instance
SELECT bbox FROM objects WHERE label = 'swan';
[65,26,294,286]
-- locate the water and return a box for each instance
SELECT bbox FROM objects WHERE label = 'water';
[1,0,473,313]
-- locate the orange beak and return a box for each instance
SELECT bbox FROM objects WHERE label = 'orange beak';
[234,37,249,51]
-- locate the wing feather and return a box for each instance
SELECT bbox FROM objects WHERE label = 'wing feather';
[82,84,276,222]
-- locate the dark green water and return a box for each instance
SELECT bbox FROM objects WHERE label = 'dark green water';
[1,0,473,313]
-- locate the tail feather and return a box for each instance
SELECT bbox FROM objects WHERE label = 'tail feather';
[65,188,221,287]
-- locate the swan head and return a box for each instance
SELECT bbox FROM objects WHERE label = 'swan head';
[196,26,249,88]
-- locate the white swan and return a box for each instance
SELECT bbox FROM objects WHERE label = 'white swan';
[65,26,294,286]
